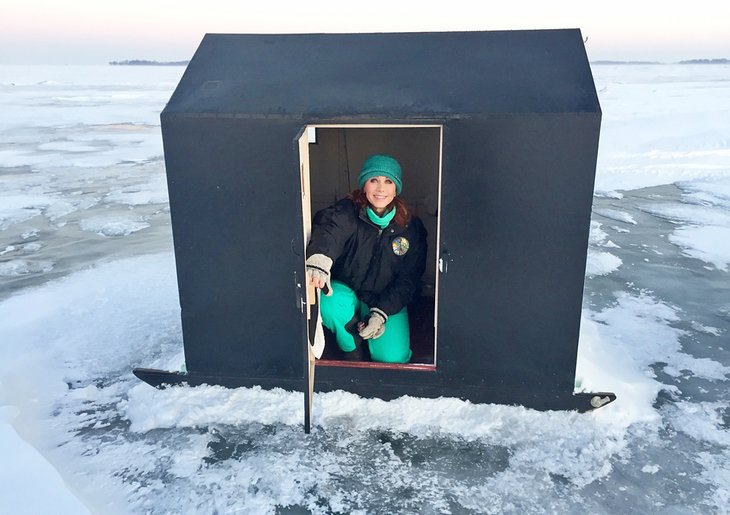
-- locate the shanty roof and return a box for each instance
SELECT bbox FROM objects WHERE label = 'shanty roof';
[162,30,600,118]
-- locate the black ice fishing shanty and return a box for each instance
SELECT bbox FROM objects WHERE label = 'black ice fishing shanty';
[134,29,616,427]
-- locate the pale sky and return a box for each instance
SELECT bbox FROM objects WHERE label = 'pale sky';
[1,0,729,64]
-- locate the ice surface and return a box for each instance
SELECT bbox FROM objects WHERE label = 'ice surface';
[588,220,609,245]
[78,215,151,237]
[103,174,169,206]
[0,65,174,297]
[633,176,730,272]
[1,242,43,255]
[690,321,722,336]
[0,194,49,229]
[0,63,729,514]
[678,178,730,208]
[586,221,622,276]
[593,208,637,225]
[0,259,54,276]
[0,254,662,511]
[638,203,730,226]
[585,251,622,277]
[592,65,730,196]
[641,464,660,474]
[663,401,730,447]
[0,250,724,513]
[669,225,730,271]
[0,407,91,515]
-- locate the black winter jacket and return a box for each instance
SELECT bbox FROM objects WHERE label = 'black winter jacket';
[307,198,427,316]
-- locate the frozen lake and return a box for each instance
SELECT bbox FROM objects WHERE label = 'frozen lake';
[0,63,729,514]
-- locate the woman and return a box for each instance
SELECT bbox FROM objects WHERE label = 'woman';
[305,154,427,363]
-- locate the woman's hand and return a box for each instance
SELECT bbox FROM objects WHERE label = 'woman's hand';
[305,254,333,296]
[358,308,387,340]
[309,274,326,289]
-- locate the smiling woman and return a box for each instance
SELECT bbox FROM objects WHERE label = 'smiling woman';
[305,152,429,364]
[362,174,396,215]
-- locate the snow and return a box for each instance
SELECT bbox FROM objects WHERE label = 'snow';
[678,178,730,207]
[663,402,730,447]
[0,408,91,515]
[0,248,649,510]
[0,259,54,276]
[585,251,623,277]
[593,208,637,225]
[1,242,43,255]
[586,221,622,276]
[690,321,722,336]
[577,294,682,427]
[103,174,169,206]
[638,203,730,226]
[0,194,49,230]
[0,63,729,513]
[593,65,730,196]
[631,176,730,271]
[78,215,151,237]
[642,464,660,474]
[668,225,730,271]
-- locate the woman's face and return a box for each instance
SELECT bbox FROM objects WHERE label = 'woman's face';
[363,176,396,214]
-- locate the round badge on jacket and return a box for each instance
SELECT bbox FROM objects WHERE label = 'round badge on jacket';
[392,236,410,256]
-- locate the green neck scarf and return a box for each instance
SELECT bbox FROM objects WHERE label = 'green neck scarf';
[366,206,396,229]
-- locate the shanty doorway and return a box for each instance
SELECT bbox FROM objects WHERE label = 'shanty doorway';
[298,125,442,370]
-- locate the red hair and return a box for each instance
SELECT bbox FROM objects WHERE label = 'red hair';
[348,189,411,227]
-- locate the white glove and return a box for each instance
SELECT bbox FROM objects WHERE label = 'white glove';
[305,254,333,296]
[358,308,387,340]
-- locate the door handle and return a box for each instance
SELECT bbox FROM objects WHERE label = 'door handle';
[439,248,450,274]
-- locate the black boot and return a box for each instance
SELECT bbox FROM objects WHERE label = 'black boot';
[342,315,366,361]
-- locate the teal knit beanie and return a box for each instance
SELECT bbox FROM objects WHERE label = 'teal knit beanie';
[358,154,403,195]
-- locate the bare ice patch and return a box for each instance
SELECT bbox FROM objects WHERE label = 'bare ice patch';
[0,259,54,276]
[78,215,151,237]
[0,241,43,256]
[103,174,169,206]
[594,208,637,225]
[0,194,49,230]
[638,203,730,226]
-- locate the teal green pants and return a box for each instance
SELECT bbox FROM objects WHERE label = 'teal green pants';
[319,280,412,363]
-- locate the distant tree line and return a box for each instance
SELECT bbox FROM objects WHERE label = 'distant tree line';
[591,60,661,65]
[592,58,728,65]
[678,58,729,64]
[109,60,189,66]
[112,57,727,67]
